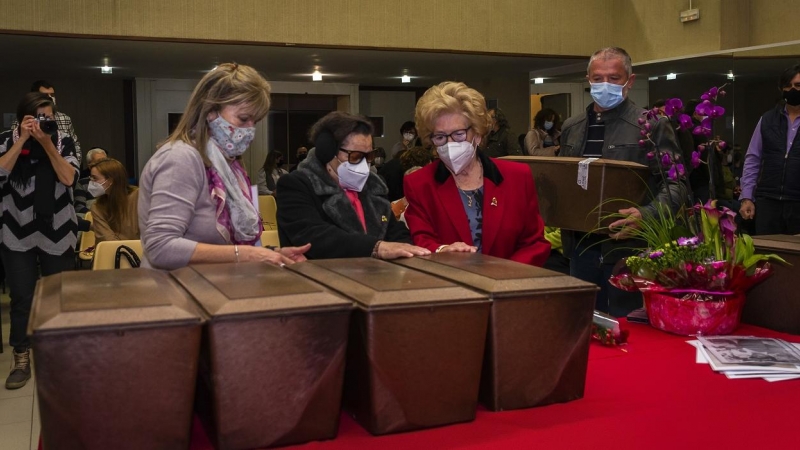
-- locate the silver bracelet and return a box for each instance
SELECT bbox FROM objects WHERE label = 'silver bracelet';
[234,244,239,263]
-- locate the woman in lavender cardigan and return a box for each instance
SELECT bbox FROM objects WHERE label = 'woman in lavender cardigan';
[138,63,309,270]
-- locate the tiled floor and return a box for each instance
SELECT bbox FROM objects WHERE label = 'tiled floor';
[0,291,40,450]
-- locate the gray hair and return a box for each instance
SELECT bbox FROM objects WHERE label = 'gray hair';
[587,47,633,76]
[86,147,107,163]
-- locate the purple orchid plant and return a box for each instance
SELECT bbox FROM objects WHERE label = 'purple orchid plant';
[637,85,728,182]
[608,86,788,297]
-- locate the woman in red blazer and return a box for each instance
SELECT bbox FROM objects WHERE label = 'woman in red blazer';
[403,81,550,266]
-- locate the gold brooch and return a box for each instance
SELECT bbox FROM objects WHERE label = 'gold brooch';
[381,215,388,222]
[491,197,498,207]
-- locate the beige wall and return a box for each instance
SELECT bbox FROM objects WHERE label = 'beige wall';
[0,77,127,166]
[2,1,798,62]
[2,1,796,62]
[748,0,800,47]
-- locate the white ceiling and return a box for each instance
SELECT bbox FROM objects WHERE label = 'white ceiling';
[0,33,584,86]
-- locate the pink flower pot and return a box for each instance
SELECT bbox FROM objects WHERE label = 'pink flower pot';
[643,291,745,336]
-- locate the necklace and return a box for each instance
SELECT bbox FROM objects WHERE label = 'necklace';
[459,188,476,208]
[455,159,483,208]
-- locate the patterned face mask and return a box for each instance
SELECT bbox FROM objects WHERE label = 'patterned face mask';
[208,114,256,157]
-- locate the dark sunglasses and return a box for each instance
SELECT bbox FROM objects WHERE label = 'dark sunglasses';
[339,148,377,164]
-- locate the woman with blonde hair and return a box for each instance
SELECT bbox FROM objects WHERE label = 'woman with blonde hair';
[403,81,550,266]
[89,158,140,242]
[138,63,309,270]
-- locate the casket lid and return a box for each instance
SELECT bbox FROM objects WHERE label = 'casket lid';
[751,234,800,254]
[171,262,352,318]
[394,253,598,298]
[29,269,204,334]
[288,258,487,309]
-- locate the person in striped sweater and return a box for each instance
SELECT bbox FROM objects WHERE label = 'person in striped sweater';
[0,92,79,390]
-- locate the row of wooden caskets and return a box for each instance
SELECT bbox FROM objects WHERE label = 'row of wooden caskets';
[30,253,598,450]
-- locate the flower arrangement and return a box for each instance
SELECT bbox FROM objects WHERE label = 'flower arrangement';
[608,86,788,335]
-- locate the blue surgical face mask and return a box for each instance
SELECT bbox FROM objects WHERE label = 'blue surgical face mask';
[590,80,629,110]
[544,121,554,131]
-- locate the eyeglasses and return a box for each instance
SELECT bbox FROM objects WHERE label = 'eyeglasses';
[430,126,471,146]
[339,148,377,164]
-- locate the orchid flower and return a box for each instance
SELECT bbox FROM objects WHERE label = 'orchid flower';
[664,98,683,116]
[678,114,693,130]
[667,163,685,181]
[691,151,702,168]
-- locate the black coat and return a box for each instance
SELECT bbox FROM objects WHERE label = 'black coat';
[276,149,411,259]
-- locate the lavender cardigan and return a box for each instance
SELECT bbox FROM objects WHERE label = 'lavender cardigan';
[138,141,227,269]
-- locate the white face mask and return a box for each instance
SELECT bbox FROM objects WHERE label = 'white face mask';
[87,180,108,198]
[437,139,476,175]
[403,132,415,142]
[337,158,370,192]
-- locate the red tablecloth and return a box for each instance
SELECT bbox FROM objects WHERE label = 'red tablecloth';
[186,321,800,449]
[40,321,800,449]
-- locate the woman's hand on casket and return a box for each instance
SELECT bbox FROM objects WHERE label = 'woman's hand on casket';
[279,243,311,263]
[608,207,642,240]
[438,242,478,253]
[244,244,308,266]
[376,241,432,260]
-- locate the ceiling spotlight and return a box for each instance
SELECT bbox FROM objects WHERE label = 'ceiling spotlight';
[100,57,112,74]
[648,76,659,81]
[534,77,544,84]
[312,70,322,81]
[401,75,411,83]
[727,70,735,80]
[666,73,677,80]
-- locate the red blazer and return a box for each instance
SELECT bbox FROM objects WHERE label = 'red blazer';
[403,153,550,266]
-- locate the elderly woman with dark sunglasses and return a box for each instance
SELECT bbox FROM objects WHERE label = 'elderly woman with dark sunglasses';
[276,111,430,260]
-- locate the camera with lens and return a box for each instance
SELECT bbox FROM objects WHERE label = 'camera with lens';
[35,114,58,135]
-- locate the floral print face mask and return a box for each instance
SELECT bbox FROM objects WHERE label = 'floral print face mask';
[208,114,256,157]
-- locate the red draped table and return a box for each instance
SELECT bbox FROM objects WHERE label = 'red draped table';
[41,321,800,449]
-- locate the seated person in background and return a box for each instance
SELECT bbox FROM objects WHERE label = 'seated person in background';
[89,158,140,243]
[277,111,430,260]
[389,121,417,161]
[288,146,308,173]
[371,146,386,173]
[256,150,288,195]
[403,81,550,266]
[74,147,108,214]
[391,146,433,221]
[525,108,561,156]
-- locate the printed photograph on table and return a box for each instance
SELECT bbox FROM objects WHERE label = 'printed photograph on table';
[699,336,800,365]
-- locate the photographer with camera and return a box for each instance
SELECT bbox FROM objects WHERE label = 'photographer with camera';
[0,92,79,390]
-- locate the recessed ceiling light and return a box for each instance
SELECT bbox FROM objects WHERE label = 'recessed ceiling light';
[666,73,677,80]
[727,70,735,80]
[401,75,411,83]
[533,78,544,84]
[100,57,112,74]
[312,70,322,81]
[648,76,659,81]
